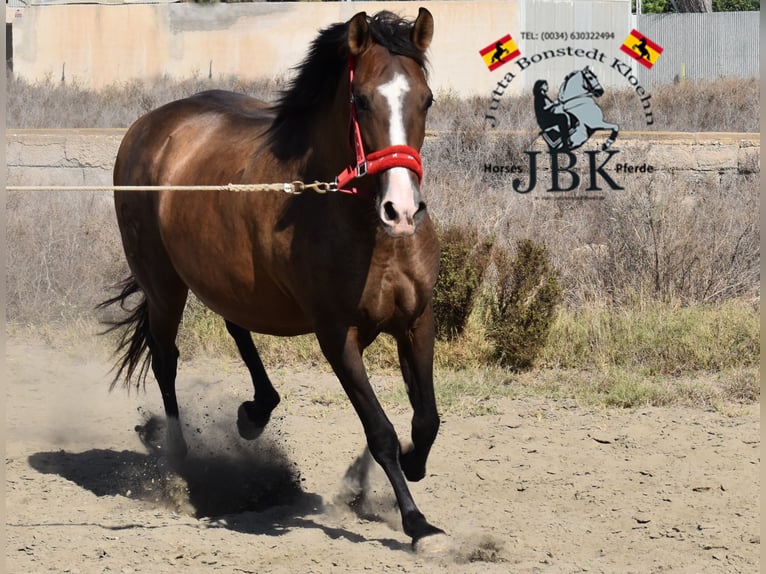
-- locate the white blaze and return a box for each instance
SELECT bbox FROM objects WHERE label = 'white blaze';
[378,72,410,145]
[377,72,419,236]
[377,73,414,192]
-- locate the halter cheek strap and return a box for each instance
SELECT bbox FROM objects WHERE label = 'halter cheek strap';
[335,57,424,196]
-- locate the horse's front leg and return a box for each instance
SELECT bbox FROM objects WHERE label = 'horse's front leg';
[316,324,444,547]
[396,303,439,482]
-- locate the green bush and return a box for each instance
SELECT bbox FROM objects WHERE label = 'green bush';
[432,225,492,340]
[488,239,562,370]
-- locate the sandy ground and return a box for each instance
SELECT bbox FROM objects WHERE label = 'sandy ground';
[4,334,760,573]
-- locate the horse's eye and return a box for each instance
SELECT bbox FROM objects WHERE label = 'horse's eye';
[424,95,434,111]
[354,94,371,112]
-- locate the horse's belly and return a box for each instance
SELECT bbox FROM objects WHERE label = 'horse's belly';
[190,277,313,336]
[158,195,312,336]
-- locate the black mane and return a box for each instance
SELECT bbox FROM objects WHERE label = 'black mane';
[267,11,428,160]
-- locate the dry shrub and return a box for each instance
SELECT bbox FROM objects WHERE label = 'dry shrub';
[7,71,758,133]
[592,77,759,132]
[432,225,492,340]
[648,77,760,133]
[7,76,759,311]
[487,239,562,370]
[591,172,760,305]
[421,139,759,308]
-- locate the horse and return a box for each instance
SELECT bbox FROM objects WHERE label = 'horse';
[99,8,445,549]
[540,66,619,151]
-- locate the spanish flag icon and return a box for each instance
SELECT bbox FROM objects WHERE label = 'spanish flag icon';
[479,34,521,71]
[620,29,663,69]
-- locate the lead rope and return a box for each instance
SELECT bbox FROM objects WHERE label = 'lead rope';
[7,182,338,194]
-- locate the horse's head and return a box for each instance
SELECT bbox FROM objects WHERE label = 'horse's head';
[345,9,434,237]
[560,66,604,101]
[580,66,604,97]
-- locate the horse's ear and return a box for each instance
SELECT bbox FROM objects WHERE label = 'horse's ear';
[347,12,370,56]
[411,7,434,53]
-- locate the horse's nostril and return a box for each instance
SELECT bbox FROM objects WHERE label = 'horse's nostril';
[383,201,398,222]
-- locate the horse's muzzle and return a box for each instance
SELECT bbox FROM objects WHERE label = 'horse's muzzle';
[378,169,426,237]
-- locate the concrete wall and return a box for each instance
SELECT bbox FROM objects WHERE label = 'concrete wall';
[6,129,122,187]
[6,129,759,189]
[7,1,632,96]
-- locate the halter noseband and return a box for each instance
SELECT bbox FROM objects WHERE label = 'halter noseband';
[335,57,424,196]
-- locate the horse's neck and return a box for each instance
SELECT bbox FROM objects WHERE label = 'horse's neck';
[559,76,583,103]
[304,94,356,181]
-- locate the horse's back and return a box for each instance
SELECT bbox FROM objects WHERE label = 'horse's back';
[114,90,273,187]
[187,89,273,120]
[112,90,312,334]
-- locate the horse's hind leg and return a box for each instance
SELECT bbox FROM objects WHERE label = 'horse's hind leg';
[145,290,189,464]
[113,194,191,464]
[225,321,281,439]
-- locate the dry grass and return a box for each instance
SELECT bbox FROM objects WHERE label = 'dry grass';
[5,74,760,408]
[6,190,125,323]
[426,77,759,133]
[6,73,280,129]
[6,74,759,132]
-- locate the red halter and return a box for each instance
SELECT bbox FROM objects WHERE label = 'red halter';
[335,57,424,196]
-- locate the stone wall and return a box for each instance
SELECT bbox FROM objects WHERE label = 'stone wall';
[6,129,759,190]
[6,129,123,187]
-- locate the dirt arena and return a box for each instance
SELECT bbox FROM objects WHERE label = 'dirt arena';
[5,334,760,573]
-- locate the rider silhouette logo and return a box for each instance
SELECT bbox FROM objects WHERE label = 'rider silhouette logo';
[533,66,619,152]
[479,34,521,71]
[620,29,663,69]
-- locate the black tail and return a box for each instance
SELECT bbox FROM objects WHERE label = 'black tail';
[97,276,152,390]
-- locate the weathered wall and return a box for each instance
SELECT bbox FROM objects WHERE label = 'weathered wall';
[7,3,759,102]
[6,129,122,187]
[7,1,631,96]
[6,129,759,189]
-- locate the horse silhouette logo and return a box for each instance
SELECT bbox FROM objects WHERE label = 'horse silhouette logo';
[491,42,509,65]
[633,37,651,63]
[533,66,619,151]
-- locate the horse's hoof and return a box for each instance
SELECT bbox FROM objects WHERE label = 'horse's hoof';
[399,443,426,482]
[165,417,189,468]
[165,444,188,470]
[237,402,268,440]
[413,532,452,555]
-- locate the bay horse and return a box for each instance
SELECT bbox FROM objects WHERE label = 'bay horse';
[100,8,445,548]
